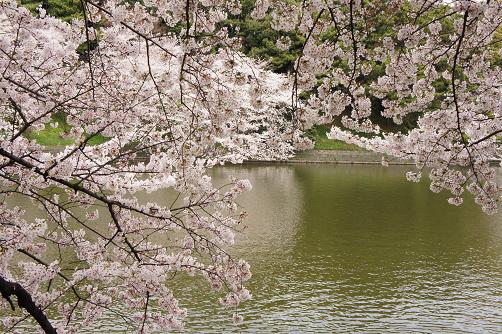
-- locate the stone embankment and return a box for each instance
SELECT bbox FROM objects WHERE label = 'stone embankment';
[246,150,414,165]
[247,150,502,167]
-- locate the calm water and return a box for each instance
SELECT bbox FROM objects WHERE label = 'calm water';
[177,164,502,333]
[11,164,502,333]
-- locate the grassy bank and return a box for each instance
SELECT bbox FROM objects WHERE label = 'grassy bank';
[26,113,108,147]
[308,125,363,151]
[28,115,361,152]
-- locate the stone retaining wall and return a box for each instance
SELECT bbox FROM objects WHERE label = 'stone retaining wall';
[246,150,414,165]
[246,150,502,166]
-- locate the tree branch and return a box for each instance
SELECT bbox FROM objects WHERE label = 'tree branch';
[0,276,57,334]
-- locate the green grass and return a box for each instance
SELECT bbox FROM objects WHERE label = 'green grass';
[26,113,108,147]
[19,0,84,22]
[26,123,74,146]
[308,125,364,151]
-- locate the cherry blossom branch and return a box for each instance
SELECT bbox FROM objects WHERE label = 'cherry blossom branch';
[0,276,57,334]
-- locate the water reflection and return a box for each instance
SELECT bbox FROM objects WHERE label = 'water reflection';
[288,165,502,333]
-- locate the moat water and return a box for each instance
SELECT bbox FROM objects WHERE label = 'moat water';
[12,164,502,333]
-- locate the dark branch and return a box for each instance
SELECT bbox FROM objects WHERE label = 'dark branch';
[0,276,57,334]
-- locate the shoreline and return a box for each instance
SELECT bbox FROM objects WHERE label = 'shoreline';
[245,149,502,167]
[245,150,415,166]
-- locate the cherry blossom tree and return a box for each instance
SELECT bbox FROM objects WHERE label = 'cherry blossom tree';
[0,0,501,333]
[0,0,305,332]
[266,0,502,213]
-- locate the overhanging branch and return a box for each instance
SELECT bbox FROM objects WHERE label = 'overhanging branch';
[0,276,57,334]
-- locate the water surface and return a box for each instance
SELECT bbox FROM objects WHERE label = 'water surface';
[177,164,502,333]
[11,164,502,333]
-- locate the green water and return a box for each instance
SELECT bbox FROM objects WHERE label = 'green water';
[178,164,502,333]
[10,164,502,333]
